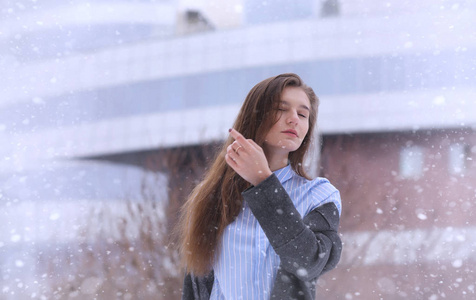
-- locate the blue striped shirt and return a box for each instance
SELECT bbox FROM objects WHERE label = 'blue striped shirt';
[210,164,342,300]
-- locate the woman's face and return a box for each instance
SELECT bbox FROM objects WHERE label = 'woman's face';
[262,86,311,157]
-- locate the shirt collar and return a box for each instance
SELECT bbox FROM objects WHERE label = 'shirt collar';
[273,164,294,184]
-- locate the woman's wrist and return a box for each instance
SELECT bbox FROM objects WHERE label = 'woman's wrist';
[250,169,273,186]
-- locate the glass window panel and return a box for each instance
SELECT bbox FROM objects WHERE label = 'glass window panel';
[448,143,470,175]
[360,56,382,93]
[382,55,405,91]
[400,145,424,179]
[335,58,358,94]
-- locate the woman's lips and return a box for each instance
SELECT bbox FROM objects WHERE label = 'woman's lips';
[281,129,298,137]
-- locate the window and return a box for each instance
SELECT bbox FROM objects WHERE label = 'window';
[448,143,471,175]
[321,0,340,18]
[400,146,424,179]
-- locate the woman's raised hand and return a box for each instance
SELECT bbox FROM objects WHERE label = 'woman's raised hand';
[225,128,273,186]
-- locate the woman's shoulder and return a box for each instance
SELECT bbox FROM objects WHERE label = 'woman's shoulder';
[308,176,342,215]
[310,176,336,189]
[289,173,338,195]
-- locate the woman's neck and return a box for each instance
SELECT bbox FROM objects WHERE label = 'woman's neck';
[266,151,289,171]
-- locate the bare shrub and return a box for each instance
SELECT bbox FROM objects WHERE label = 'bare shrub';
[38,172,182,300]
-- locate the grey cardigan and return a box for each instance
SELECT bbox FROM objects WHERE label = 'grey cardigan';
[182,174,342,300]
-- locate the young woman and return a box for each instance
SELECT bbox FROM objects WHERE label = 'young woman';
[178,73,342,300]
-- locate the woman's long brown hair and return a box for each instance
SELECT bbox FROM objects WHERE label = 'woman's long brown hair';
[176,73,319,275]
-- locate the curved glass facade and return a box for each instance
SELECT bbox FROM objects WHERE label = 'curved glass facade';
[0,0,175,61]
[2,48,474,133]
[244,0,315,24]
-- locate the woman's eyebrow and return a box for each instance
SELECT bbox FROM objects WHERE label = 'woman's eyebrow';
[280,100,310,111]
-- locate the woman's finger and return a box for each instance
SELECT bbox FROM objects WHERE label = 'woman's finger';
[225,153,238,168]
[231,141,244,155]
[247,139,262,151]
[229,128,251,151]
[226,144,240,162]
[228,143,242,157]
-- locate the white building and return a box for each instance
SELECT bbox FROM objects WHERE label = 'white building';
[0,0,475,298]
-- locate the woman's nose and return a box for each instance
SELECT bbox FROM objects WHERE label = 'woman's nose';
[286,111,299,124]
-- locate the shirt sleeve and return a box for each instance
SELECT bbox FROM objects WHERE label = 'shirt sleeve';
[308,177,342,217]
[242,173,342,281]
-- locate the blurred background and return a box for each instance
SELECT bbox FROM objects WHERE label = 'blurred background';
[1,0,475,299]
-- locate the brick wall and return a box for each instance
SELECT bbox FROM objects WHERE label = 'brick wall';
[318,128,476,299]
